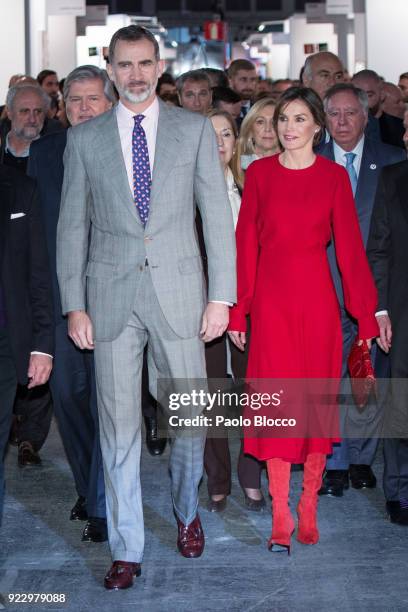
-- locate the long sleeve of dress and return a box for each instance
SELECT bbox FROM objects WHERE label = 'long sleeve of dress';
[331,166,379,339]
[228,162,260,332]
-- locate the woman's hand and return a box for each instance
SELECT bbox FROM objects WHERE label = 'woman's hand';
[228,331,246,351]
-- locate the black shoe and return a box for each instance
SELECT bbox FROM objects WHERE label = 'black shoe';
[244,492,266,511]
[70,496,88,521]
[349,464,376,489]
[318,470,349,497]
[386,500,408,525]
[144,415,167,456]
[18,441,42,467]
[82,517,108,542]
[208,496,227,513]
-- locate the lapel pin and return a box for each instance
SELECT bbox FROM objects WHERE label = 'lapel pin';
[370,164,377,170]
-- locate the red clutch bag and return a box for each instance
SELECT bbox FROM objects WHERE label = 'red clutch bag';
[347,338,376,409]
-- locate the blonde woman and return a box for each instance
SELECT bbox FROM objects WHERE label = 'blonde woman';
[232,97,280,190]
[200,109,265,512]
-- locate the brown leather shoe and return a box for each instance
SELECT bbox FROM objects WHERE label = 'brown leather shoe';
[104,561,141,590]
[176,513,205,558]
[18,441,41,467]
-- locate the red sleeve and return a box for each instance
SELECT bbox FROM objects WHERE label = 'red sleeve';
[228,162,260,332]
[331,166,379,340]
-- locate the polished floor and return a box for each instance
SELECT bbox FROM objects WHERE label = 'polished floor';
[1,422,407,612]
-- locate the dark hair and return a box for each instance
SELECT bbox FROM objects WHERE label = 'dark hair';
[37,69,57,85]
[108,25,160,63]
[228,59,256,79]
[156,72,175,94]
[212,86,241,106]
[201,68,229,88]
[352,69,381,84]
[399,72,408,81]
[273,86,326,146]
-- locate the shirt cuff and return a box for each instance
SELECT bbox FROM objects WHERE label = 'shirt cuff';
[210,300,233,307]
[375,310,388,317]
[31,351,53,359]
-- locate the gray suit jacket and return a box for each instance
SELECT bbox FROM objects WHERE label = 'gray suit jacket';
[56,100,236,341]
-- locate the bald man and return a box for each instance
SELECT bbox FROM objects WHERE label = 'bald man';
[302,51,344,100]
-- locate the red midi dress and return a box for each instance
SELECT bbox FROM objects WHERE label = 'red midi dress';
[228,154,379,463]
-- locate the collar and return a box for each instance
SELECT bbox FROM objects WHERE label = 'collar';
[5,131,32,158]
[116,96,159,125]
[333,135,365,163]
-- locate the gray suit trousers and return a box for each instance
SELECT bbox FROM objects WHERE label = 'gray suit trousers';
[94,264,206,563]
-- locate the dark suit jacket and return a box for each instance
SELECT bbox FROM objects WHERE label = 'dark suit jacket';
[320,138,405,361]
[366,112,405,150]
[27,131,67,324]
[367,161,408,375]
[0,165,54,383]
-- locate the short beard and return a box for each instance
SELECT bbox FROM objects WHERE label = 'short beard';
[117,82,154,104]
[14,126,41,142]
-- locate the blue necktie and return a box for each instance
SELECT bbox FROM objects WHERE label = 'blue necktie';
[345,152,357,196]
[132,114,151,225]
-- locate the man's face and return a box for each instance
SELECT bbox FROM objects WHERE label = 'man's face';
[382,83,405,119]
[8,90,46,142]
[158,82,176,96]
[352,76,382,116]
[325,91,367,151]
[217,99,242,120]
[398,77,408,103]
[108,38,164,105]
[41,74,59,99]
[65,78,113,126]
[303,54,344,99]
[229,69,257,101]
[179,79,212,114]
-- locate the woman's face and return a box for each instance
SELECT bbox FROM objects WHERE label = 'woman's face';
[211,114,236,167]
[277,99,320,152]
[251,105,279,155]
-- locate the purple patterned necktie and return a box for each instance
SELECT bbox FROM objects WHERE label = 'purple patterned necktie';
[132,114,151,225]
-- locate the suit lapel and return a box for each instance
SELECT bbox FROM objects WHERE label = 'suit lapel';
[355,139,378,207]
[94,109,142,225]
[150,100,182,204]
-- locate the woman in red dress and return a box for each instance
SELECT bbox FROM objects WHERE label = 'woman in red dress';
[228,87,379,554]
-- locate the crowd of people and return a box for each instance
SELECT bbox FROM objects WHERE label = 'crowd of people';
[1,24,408,591]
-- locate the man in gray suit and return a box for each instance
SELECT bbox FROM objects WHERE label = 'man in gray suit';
[57,25,236,590]
[319,83,405,497]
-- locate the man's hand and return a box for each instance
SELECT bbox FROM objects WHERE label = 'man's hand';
[228,331,246,352]
[27,354,53,389]
[376,314,392,353]
[68,310,94,350]
[200,303,229,343]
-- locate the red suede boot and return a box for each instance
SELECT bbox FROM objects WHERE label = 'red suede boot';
[297,453,326,545]
[266,458,295,554]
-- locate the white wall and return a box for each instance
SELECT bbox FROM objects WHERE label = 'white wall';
[0,1,26,102]
[366,0,408,82]
[289,14,338,80]
[47,15,77,78]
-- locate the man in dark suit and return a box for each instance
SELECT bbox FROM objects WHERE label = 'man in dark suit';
[0,164,53,523]
[28,65,115,543]
[352,70,405,149]
[367,161,408,525]
[319,83,406,497]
